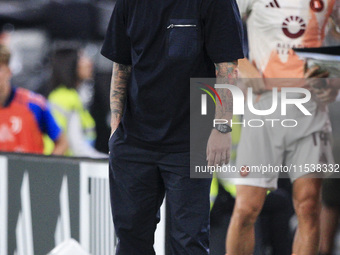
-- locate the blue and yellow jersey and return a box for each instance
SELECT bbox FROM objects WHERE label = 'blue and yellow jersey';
[45,86,96,155]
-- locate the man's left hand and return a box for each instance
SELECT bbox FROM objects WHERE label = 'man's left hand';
[206,129,231,167]
[311,84,339,104]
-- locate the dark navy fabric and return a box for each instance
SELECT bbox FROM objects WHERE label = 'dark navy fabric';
[168,19,199,59]
[102,0,244,152]
[108,131,212,255]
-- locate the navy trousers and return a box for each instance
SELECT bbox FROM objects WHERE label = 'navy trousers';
[109,132,211,255]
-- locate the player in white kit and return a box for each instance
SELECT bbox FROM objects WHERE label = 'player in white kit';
[226,0,338,254]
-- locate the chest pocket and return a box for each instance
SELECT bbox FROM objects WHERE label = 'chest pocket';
[167,19,199,60]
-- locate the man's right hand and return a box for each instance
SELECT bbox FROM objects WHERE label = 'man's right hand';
[110,119,120,139]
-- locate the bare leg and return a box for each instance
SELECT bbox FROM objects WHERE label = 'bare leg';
[292,177,322,255]
[319,205,340,254]
[226,185,267,255]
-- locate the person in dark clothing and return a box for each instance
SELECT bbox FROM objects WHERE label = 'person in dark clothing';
[101,0,244,254]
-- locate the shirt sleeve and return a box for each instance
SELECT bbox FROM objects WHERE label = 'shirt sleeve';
[41,104,62,141]
[28,100,62,141]
[202,0,245,63]
[101,0,132,65]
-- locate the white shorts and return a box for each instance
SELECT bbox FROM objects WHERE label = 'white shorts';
[230,92,334,190]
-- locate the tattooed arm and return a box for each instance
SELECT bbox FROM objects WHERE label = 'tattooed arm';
[110,62,132,135]
[215,61,238,121]
[206,61,239,167]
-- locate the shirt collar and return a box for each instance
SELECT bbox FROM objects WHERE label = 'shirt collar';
[3,86,16,108]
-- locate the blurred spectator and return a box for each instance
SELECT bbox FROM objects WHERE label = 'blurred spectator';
[227,0,337,254]
[210,116,294,255]
[324,0,340,47]
[319,2,340,254]
[210,179,294,255]
[320,177,340,255]
[46,46,106,158]
[0,44,68,155]
[0,29,9,45]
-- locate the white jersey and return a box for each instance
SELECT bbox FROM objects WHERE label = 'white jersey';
[238,0,335,86]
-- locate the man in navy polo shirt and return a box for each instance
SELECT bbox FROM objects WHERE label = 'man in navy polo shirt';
[101,0,244,254]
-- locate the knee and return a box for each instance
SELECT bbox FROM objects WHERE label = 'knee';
[294,195,320,220]
[233,202,262,227]
[294,178,322,220]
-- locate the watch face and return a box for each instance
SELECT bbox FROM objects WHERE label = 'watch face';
[220,125,227,132]
[215,124,231,133]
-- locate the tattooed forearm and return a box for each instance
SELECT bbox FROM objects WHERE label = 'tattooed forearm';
[110,62,131,130]
[215,61,238,119]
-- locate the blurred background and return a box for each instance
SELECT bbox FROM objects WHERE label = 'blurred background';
[0,0,115,154]
[0,1,340,255]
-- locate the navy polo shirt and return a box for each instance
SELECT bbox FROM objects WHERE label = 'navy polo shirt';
[101,0,244,152]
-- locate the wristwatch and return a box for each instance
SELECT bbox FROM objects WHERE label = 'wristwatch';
[214,123,232,134]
